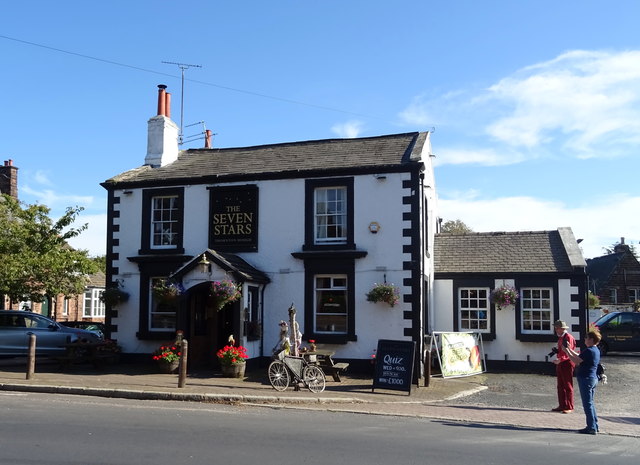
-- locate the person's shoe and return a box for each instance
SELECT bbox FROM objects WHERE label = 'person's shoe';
[561,409,573,414]
[551,407,563,412]
[578,428,597,435]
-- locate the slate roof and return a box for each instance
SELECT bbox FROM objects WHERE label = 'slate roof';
[104,132,427,186]
[86,271,106,287]
[434,229,586,274]
[585,253,623,288]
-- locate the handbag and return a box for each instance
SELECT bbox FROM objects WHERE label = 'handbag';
[596,363,607,384]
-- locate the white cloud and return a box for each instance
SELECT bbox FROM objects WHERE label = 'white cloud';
[402,49,640,166]
[485,50,640,156]
[21,185,94,208]
[331,120,365,138]
[34,170,53,186]
[434,147,527,167]
[438,193,640,259]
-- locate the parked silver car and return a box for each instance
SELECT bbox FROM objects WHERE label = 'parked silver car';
[0,310,102,356]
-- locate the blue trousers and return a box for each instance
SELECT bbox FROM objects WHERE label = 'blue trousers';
[577,376,598,432]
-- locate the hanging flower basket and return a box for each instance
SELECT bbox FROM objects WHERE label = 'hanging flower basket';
[366,283,400,307]
[99,287,129,307]
[210,279,242,311]
[153,280,184,304]
[491,285,519,310]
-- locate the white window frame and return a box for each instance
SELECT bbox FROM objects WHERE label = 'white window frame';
[62,298,69,316]
[314,274,348,334]
[628,289,639,302]
[314,187,347,244]
[458,287,490,333]
[151,195,179,249]
[520,287,553,334]
[149,277,177,331]
[610,288,617,304]
[83,288,105,318]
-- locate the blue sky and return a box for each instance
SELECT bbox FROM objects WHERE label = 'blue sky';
[2,1,639,259]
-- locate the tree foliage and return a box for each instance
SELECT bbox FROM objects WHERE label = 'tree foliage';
[0,194,99,302]
[440,219,473,234]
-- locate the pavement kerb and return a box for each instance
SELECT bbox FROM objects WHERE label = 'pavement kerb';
[0,383,368,405]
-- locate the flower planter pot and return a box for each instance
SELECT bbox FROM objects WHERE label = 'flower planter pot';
[157,360,179,374]
[221,362,246,378]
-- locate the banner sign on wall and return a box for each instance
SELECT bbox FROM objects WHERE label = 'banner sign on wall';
[430,332,485,378]
[209,185,258,252]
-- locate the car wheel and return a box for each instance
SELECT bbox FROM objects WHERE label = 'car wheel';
[598,340,609,356]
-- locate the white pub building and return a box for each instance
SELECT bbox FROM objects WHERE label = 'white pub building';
[101,85,438,372]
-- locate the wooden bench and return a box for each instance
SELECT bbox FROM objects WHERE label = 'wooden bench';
[317,355,349,382]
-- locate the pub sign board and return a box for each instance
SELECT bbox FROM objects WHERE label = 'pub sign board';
[372,339,416,394]
[209,185,258,252]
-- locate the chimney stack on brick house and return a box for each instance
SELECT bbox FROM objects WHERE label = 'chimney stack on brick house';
[614,237,631,254]
[145,84,179,167]
[0,159,18,198]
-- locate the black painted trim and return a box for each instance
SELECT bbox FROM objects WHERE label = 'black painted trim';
[104,191,117,339]
[302,177,355,251]
[100,163,421,191]
[300,257,357,344]
[132,256,191,340]
[514,277,560,342]
[451,278,497,341]
[139,187,185,255]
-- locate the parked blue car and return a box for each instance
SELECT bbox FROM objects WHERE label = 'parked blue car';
[0,310,102,356]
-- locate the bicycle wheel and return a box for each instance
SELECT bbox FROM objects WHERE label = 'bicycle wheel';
[303,365,326,393]
[268,360,290,391]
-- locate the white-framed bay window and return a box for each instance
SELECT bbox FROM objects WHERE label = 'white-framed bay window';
[83,288,105,318]
[521,288,553,333]
[314,275,348,334]
[458,287,490,332]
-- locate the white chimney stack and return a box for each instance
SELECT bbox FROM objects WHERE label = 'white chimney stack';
[145,84,179,167]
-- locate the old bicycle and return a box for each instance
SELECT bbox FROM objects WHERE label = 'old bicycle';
[268,351,326,393]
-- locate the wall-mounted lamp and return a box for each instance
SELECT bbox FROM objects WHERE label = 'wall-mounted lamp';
[374,174,387,181]
[369,222,381,234]
[122,190,133,195]
[198,254,211,273]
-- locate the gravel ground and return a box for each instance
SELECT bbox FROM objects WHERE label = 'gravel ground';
[446,352,640,416]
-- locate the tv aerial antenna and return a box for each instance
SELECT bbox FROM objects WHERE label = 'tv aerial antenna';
[161,61,202,144]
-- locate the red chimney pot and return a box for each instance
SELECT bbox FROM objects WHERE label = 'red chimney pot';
[157,84,167,116]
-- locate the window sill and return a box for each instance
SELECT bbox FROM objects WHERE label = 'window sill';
[305,333,357,344]
[517,334,557,343]
[292,250,367,260]
[136,330,176,341]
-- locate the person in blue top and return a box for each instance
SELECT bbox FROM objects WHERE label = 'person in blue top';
[565,330,602,435]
